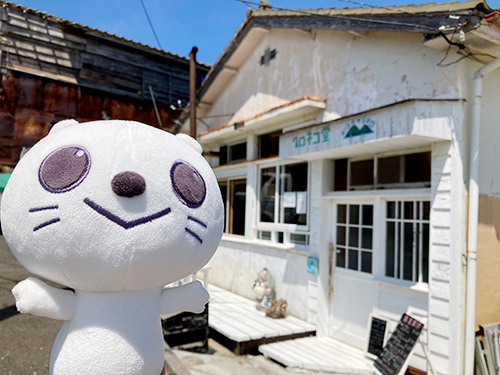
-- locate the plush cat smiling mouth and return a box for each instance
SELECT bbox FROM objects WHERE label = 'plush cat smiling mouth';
[83,199,207,243]
[83,198,171,230]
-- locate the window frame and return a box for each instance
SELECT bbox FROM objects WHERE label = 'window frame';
[218,176,247,237]
[328,190,431,290]
[256,159,311,248]
[335,147,432,191]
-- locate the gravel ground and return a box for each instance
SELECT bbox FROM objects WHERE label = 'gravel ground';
[0,236,316,375]
[0,236,62,375]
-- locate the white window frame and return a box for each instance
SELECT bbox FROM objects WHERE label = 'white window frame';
[334,201,375,274]
[345,147,431,191]
[326,189,430,290]
[382,199,430,284]
[256,159,310,247]
[218,175,247,237]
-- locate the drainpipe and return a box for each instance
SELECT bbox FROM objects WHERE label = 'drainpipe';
[189,46,198,139]
[464,55,500,375]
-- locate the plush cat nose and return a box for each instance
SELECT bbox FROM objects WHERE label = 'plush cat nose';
[111,171,146,197]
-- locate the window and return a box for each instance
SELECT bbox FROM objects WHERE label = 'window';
[385,200,429,283]
[259,131,280,158]
[258,162,309,246]
[335,204,374,273]
[219,179,246,235]
[219,142,247,166]
[260,162,308,225]
[333,151,431,191]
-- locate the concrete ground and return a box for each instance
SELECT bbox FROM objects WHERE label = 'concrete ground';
[169,339,318,375]
[0,236,318,375]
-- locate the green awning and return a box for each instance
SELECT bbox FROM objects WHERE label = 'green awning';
[0,173,11,192]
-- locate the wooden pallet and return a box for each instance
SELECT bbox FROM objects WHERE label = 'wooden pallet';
[208,284,316,354]
[259,336,374,374]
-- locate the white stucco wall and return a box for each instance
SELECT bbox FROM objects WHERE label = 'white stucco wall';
[202,29,459,131]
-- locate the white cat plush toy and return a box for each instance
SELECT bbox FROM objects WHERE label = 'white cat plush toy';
[1,119,224,375]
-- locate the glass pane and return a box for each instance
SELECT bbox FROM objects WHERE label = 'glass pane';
[281,163,308,225]
[386,222,395,277]
[337,205,347,224]
[290,233,308,246]
[229,142,247,163]
[276,232,284,243]
[403,223,414,281]
[361,251,372,273]
[349,205,359,224]
[259,131,280,158]
[423,223,429,283]
[387,202,396,219]
[336,247,346,268]
[259,231,271,241]
[350,159,374,187]
[219,183,227,233]
[423,201,430,221]
[405,152,431,183]
[362,228,373,249]
[260,167,275,223]
[336,225,346,246]
[378,156,400,184]
[348,249,359,271]
[230,179,246,235]
[404,201,414,220]
[362,205,373,225]
[349,227,359,247]
[334,159,348,191]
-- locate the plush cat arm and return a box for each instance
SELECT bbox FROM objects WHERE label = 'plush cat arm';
[159,280,209,315]
[12,277,76,321]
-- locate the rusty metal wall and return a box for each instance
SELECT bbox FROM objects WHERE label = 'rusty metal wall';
[0,71,179,166]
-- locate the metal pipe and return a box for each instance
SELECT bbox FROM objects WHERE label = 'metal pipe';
[148,85,163,129]
[464,55,500,375]
[189,46,198,139]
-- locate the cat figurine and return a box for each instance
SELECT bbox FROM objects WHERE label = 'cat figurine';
[1,119,224,375]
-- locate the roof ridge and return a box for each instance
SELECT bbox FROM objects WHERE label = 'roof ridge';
[0,0,211,68]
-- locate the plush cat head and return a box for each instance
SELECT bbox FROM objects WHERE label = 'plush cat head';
[1,120,224,292]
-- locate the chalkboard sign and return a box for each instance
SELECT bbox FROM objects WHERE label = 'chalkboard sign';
[374,313,424,375]
[366,315,388,359]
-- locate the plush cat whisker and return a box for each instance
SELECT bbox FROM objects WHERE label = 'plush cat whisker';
[185,227,203,244]
[29,205,59,213]
[3,120,224,375]
[187,215,207,228]
[33,218,61,232]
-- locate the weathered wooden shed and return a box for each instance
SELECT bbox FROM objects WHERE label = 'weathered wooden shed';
[0,0,209,168]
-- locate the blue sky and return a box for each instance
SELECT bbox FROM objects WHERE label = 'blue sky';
[12,0,500,65]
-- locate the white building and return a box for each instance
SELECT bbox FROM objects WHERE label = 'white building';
[187,1,500,374]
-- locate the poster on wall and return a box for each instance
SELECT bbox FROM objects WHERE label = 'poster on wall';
[296,192,307,214]
[283,192,296,208]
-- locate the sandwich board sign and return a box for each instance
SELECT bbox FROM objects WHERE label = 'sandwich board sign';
[365,314,389,360]
[374,313,424,375]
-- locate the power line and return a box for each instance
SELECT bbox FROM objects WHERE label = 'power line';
[236,0,468,31]
[140,0,163,50]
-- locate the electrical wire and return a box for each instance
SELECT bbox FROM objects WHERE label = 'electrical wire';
[139,0,163,50]
[236,0,466,31]
[236,0,492,67]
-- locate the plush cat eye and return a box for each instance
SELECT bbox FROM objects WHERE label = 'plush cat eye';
[170,161,206,208]
[39,145,91,193]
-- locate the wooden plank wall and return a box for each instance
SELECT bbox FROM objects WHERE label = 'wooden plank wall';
[0,3,209,167]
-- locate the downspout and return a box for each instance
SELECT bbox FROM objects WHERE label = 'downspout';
[464,55,500,375]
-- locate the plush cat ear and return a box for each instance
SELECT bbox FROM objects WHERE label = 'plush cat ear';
[176,133,203,154]
[49,119,79,134]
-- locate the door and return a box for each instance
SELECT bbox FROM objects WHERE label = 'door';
[329,202,379,349]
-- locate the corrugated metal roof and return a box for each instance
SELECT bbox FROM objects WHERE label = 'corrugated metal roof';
[0,0,210,68]
[250,0,493,17]
[198,0,492,101]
